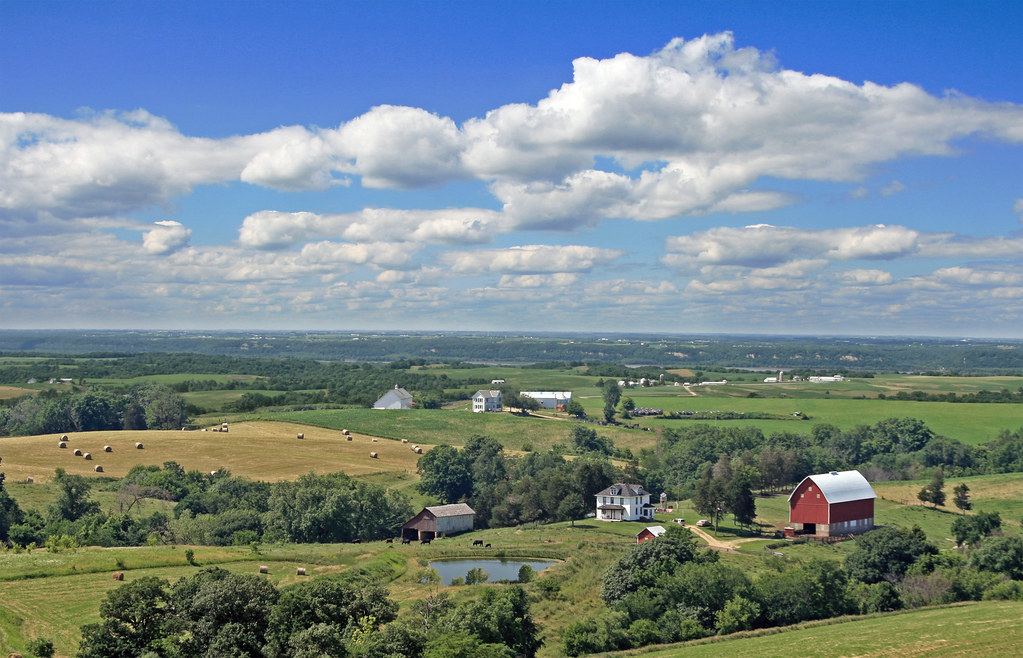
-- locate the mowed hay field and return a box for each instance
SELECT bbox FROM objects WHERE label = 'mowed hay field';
[0,421,425,484]
[636,601,1023,658]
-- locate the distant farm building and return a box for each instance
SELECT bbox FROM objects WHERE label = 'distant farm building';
[374,385,414,410]
[519,391,572,411]
[472,390,503,413]
[401,503,476,541]
[636,525,666,543]
[808,375,845,383]
[595,483,655,522]
[788,470,876,538]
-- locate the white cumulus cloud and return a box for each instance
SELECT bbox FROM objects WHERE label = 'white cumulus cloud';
[142,220,191,255]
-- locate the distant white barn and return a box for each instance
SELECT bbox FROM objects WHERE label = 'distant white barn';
[374,385,414,410]
[520,391,572,410]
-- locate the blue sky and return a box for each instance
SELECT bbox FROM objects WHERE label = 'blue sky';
[1,1,1021,336]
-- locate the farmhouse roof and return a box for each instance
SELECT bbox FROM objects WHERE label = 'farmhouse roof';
[474,390,502,399]
[425,503,476,518]
[596,483,649,497]
[789,470,876,505]
[388,386,413,400]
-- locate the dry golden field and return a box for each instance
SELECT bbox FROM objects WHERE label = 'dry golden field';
[0,421,428,484]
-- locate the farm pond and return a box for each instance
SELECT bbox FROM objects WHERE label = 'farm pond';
[428,558,556,585]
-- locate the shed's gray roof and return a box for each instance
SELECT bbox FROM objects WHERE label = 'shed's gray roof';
[596,483,649,497]
[425,503,476,518]
[789,470,876,504]
[639,525,666,537]
[473,390,502,399]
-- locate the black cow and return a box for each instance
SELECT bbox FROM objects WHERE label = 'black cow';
[485,543,492,548]
[472,539,484,546]
[401,538,411,544]
[421,538,432,545]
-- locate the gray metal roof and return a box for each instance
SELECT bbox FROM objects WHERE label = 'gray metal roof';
[473,390,502,399]
[425,503,476,518]
[789,470,876,504]
[596,482,649,497]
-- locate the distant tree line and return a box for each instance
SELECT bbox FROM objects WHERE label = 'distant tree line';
[2,330,1022,372]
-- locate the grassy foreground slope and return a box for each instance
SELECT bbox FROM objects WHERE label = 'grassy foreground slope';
[626,601,1023,657]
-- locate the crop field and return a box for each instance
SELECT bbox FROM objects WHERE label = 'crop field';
[0,421,424,485]
[635,600,1023,657]
[0,385,35,400]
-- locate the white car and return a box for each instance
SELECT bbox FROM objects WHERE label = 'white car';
[696,519,710,527]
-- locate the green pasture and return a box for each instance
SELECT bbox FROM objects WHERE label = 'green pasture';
[89,373,264,386]
[634,600,1023,658]
[589,394,1021,445]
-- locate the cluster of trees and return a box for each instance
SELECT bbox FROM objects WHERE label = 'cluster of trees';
[0,463,413,550]
[79,568,542,658]
[0,385,187,436]
[563,523,1023,655]
[416,436,621,529]
[636,420,1023,500]
[878,388,1023,403]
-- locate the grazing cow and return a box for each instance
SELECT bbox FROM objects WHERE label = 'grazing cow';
[472,539,484,546]
[485,543,492,548]
[421,538,431,545]
[401,538,411,544]
[385,537,393,543]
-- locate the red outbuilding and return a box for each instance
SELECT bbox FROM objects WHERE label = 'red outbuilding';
[788,470,876,537]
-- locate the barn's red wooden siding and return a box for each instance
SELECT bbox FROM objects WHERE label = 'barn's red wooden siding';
[829,498,874,523]
[789,479,829,524]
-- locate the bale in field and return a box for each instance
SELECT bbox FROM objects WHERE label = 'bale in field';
[104,445,112,452]
[297,567,306,576]
[135,442,144,449]
[58,442,67,449]
[297,433,304,439]
[112,572,123,581]
[372,438,378,442]
[346,436,353,441]
[342,429,350,435]
[94,465,104,473]
[259,565,269,574]
[25,477,33,484]
[370,452,378,458]
[73,448,83,456]
[401,438,408,444]
[83,453,92,460]
[61,435,69,441]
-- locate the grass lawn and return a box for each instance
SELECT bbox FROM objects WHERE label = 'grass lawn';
[631,600,1023,657]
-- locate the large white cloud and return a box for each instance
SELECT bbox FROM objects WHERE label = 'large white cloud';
[441,244,624,274]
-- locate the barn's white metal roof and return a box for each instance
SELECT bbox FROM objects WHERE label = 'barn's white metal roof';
[789,470,876,504]
[425,503,476,518]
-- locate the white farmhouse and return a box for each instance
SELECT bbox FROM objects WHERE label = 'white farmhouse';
[519,391,572,410]
[373,385,414,410]
[595,483,655,521]
[472,389,503,413]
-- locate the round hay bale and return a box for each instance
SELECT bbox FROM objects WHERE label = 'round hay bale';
[73,448,83,456]
[221,427,228,433]
[296,567,306,576]
[210,470,218,476]
[297,433,304,439]
[342,429,350,435]
[104,445,112,452]
[112,572,124,581]
[259,565,269,574]
[60,434,69,441]
[415,447,423,454]
[26,477,34,484]
[59,442,67,449]
[83,452,92,460]
[346,436,353,441]
[135,442,144,449]
[94,465,104,473]
[370,451,378,458]
[372,438,378,442]
[401,438,408,444]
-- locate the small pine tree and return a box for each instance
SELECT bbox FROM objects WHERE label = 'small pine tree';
[918,469,947,508]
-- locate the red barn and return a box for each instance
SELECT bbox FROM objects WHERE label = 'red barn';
[788,470,876,537]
